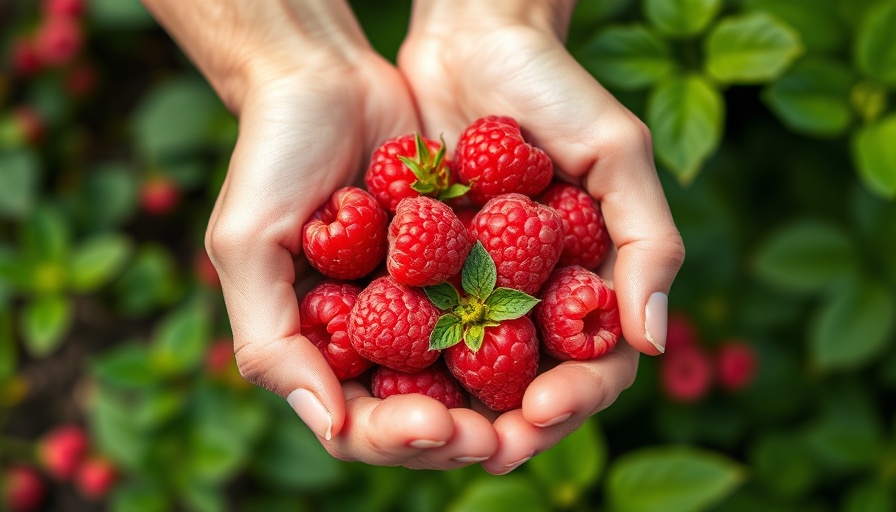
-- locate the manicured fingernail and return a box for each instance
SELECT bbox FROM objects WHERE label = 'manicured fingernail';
[453,456,490,463]
[645,292,668,354]
[496,456,532,475]
[533,412,572,428]
[409,439,446,449]
[287,389,333,441]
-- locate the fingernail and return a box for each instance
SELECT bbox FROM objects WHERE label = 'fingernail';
[409,439,446,449]
[495,456,532,475]
[453,456,490,463]
[533,412,572,428]
[287,389,333,441]
[645,292,668,354]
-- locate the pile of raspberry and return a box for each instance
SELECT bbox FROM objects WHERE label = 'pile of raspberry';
[300,116,621,412]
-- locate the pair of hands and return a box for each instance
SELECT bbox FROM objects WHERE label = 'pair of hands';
[145,0,684,474]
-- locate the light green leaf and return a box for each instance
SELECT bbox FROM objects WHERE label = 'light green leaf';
[484,288,540,321]
[439,183,470,201]
[528,418,607,507]
[647,74,724,183]
[448,475,550,512]
[465,324,485,352]
[150,301,211,375]
[762,58,854,137]
[23,204,70,263]
[424,282,461,311]
[578,25,677,90]
[430,314,464,350]
[744,0,847,52]
[644,0,721,37]
[462,242,497,299]
[852,114,896,198]
[21,294,73,358]
[851,81,888,123]
[92,343,159,389]
[855,1,896,85]
[606,446,745,512]
[0,150,39,219]
[705,12,803,84]
[110,482,170,512]
[69,234,133,292]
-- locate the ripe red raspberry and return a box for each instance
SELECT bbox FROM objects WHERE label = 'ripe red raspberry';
[38,424,88,480]
[455,116,553,206]
[539,182,610,269]
[387,196,474,287]
[348,276,440,372]
[716,341,758,392]
[660,347,713,403]
[445,317,539,411]
[535,266,621,360]
[469,193,564,295]
[33,15,82,66]
[300,281,373,380]
[74,457,117,500]
[140,176,180,215]
[302,187,388,280]
[372,363,468,409]
[44,0,85,18]
[2,466,45,512]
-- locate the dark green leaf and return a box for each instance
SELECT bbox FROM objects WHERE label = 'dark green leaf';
[855,1,896,85]
[92,343,160,389]
[465,324,485,352]
[762,57,854,137]
[448,475,550,512]
[744,0,847,52]
[0,309,15,379]
[852,114,896,198]
[110,482,171,512]
[150,301,211,375]
[21,294,73,358]
[23,204,70,263]
[462,242,497,299]
[424,282,461,311]
[0,150,39,219]
[802,384,885,472]
[89,0,155,28]
[748,433,817,498]
[252,414,345,490]
[133,388,184,428]
[177,483,226,512]
[69,234,133,292]
[645,0,721,37]
[87,385,151,472]
[528,418,607,506]
[80,163,139,229]
[484,288,540,321]
[113,244,183,315]
[186,424,248,485]
[578,25,677,90]
[430,314,464,350]
[705,12,803,84]
[844,482,895,512]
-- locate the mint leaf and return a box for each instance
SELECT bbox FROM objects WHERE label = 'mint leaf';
[430,314,463,350]
[464,324,485,352]
[462,242,496,299]
[424,283,461,311]
[578,25,677,90]
[484,288,540,322]
[704,12,803,84]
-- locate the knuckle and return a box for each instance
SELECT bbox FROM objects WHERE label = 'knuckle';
[206,215,259,261]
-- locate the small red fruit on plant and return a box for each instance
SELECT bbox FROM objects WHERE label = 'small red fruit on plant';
[11,38,42,76]
[33,15,83,66]
[300,281,373,380]
[666,312,698,353]
[74,457,117,500]
[205,339,234,375]
[372,363,468,409]
[44,0,86,18]
[469,193,564,295]
[348,276,441,372]
[2,466,45,512]
[38,424,88,480]
[539,182,610,269]
[455,116,553,206]
[535,266,621,360]
[302,186,388,280]
[660,347,713,403]
[716,341,758,392]
[140,176,180,215]
[65,61,98,98]
[387,196,474,287]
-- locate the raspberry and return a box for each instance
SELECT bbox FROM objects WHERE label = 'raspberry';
[387,196,474,287]
[2,466,45,512]
[205,339,234,375]
[140,176,180,215]
[348,276,441,372]
[11,38,42,76]
[37,424,88,480]
[660,347,713,403]
[44,0,85,18]
[666,312,698,353]
[535,266,621,360]
[302,187,388,280]
[716,341,758,392]
[74,457,117,500]
[33,15,82,66]
[300,281,373,380]
[539,182,610,269]
[372,363,468,409]
[469,193,564,295]
[455,116,553,206]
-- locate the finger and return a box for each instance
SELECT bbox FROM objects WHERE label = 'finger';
[404,407,499,469]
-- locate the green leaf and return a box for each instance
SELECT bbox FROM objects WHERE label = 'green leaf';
[647,74,724,183]
[484,288,540,321]
[110,482,171,512]
[186,423,248,485]
[606,446,745,512]
[80,163,139,229]
[852,114,896,198]
[578,25,677,90]
[465,324,485,352]
[87,386,151,472]
[744,0,847,52]
[704,12,803,84]
[810,279,895,371]
[21,294,73,358]
[844,482,895,512]
[0,150,39,219]
[753,220,858,293]
[802,384,885,472]
[644,0,721,37]
[69,234,133,292]
[851,81,888,123]
[89,0,155,28]
[430,314,464,350]
[528,418,607,507]
[439,183,471,201]
[150,301,211,375]
[92,343,160,389]
[762,57,855,137]
[448,475,550,512]
[252,413,345,490]
[462,242,497,299]
[424,282,461,310]
[855,1,896,85]
[748,433,816,499]
[0,309,15,380]
[23,204,70,263]
[113,244,182,316]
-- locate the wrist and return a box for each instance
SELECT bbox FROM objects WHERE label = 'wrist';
[408,0,576,41]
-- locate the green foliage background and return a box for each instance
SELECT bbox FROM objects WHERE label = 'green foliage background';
[2,0,896,510]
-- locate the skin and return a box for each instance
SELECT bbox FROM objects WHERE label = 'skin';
[140,0,684,473]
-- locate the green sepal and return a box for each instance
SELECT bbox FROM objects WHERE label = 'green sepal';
[410,180,438,195]
[462,242,496,299]
[398,155,432,184]
[464,324,486,352]
[438,183,471,201]
[430,314,464,350]
[484,288,541,322]
[424,282,461,311]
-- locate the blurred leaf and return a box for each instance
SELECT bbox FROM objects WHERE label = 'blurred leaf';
[803,383,886,472]
[21,294,73,358]
[763,58,855,137]
[744,0,847,52]
[23,204,70,263]
[644,0,721,37]
[69,234,133,292]
[92,343,159,389]
[578,25,678,90]
[242,495,309,512]
[748,433,817,499]
[88,385,152,472]
[89,0,156,28]
[810,278,895,371]
[844,482,895,512]
[704,12,803,84]
[165,158,207,189]
[851,81,888,123]
[178,483,226,512]
[528,418,607,507]
[0,150,39,219]
[647,74,724,183]
[186,424,248,485]
[605,446,745,512]
[836,0,885,29]
[81,164,139,229]
[855,1,896,85]
[114,244,182,315]
[0,309,15,380]
[150,301,211,375]
[448,475,550,512]
[110,482,171,512]
[252,415,344,491]
[852,114,896,198]
[133,388,184,428]
[753,220,857,294]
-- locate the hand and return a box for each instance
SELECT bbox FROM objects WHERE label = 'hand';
[399,1,685,474]
[143,0,498,469]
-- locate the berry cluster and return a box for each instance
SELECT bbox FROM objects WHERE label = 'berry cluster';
[299,115,619,411]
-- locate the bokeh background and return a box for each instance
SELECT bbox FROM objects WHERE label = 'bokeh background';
[2,0,896,510]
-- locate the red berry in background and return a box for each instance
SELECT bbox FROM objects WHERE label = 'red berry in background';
[33,15,83,66]
[11,107,45,146]
[205,339,234,375]
[302,187,388,280]
[37,424,88,480]
[44,0,86,18]
[300,281,373,381]
[535,266,621,361]
[372,363,468,409]
[348,276,441,372]
[660,347,713,403]
[140,176,180,215]
[455,116,553,206]
[387,196,474,287]
[539,182,610,269]
[10,38,42,76]
[665,312,698,353]
[194,250,220,289]
[469,193,564,295]
[65,61,98,98]
[716,341,759,392]
[2,466,45,512]
[74,457,117,500]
